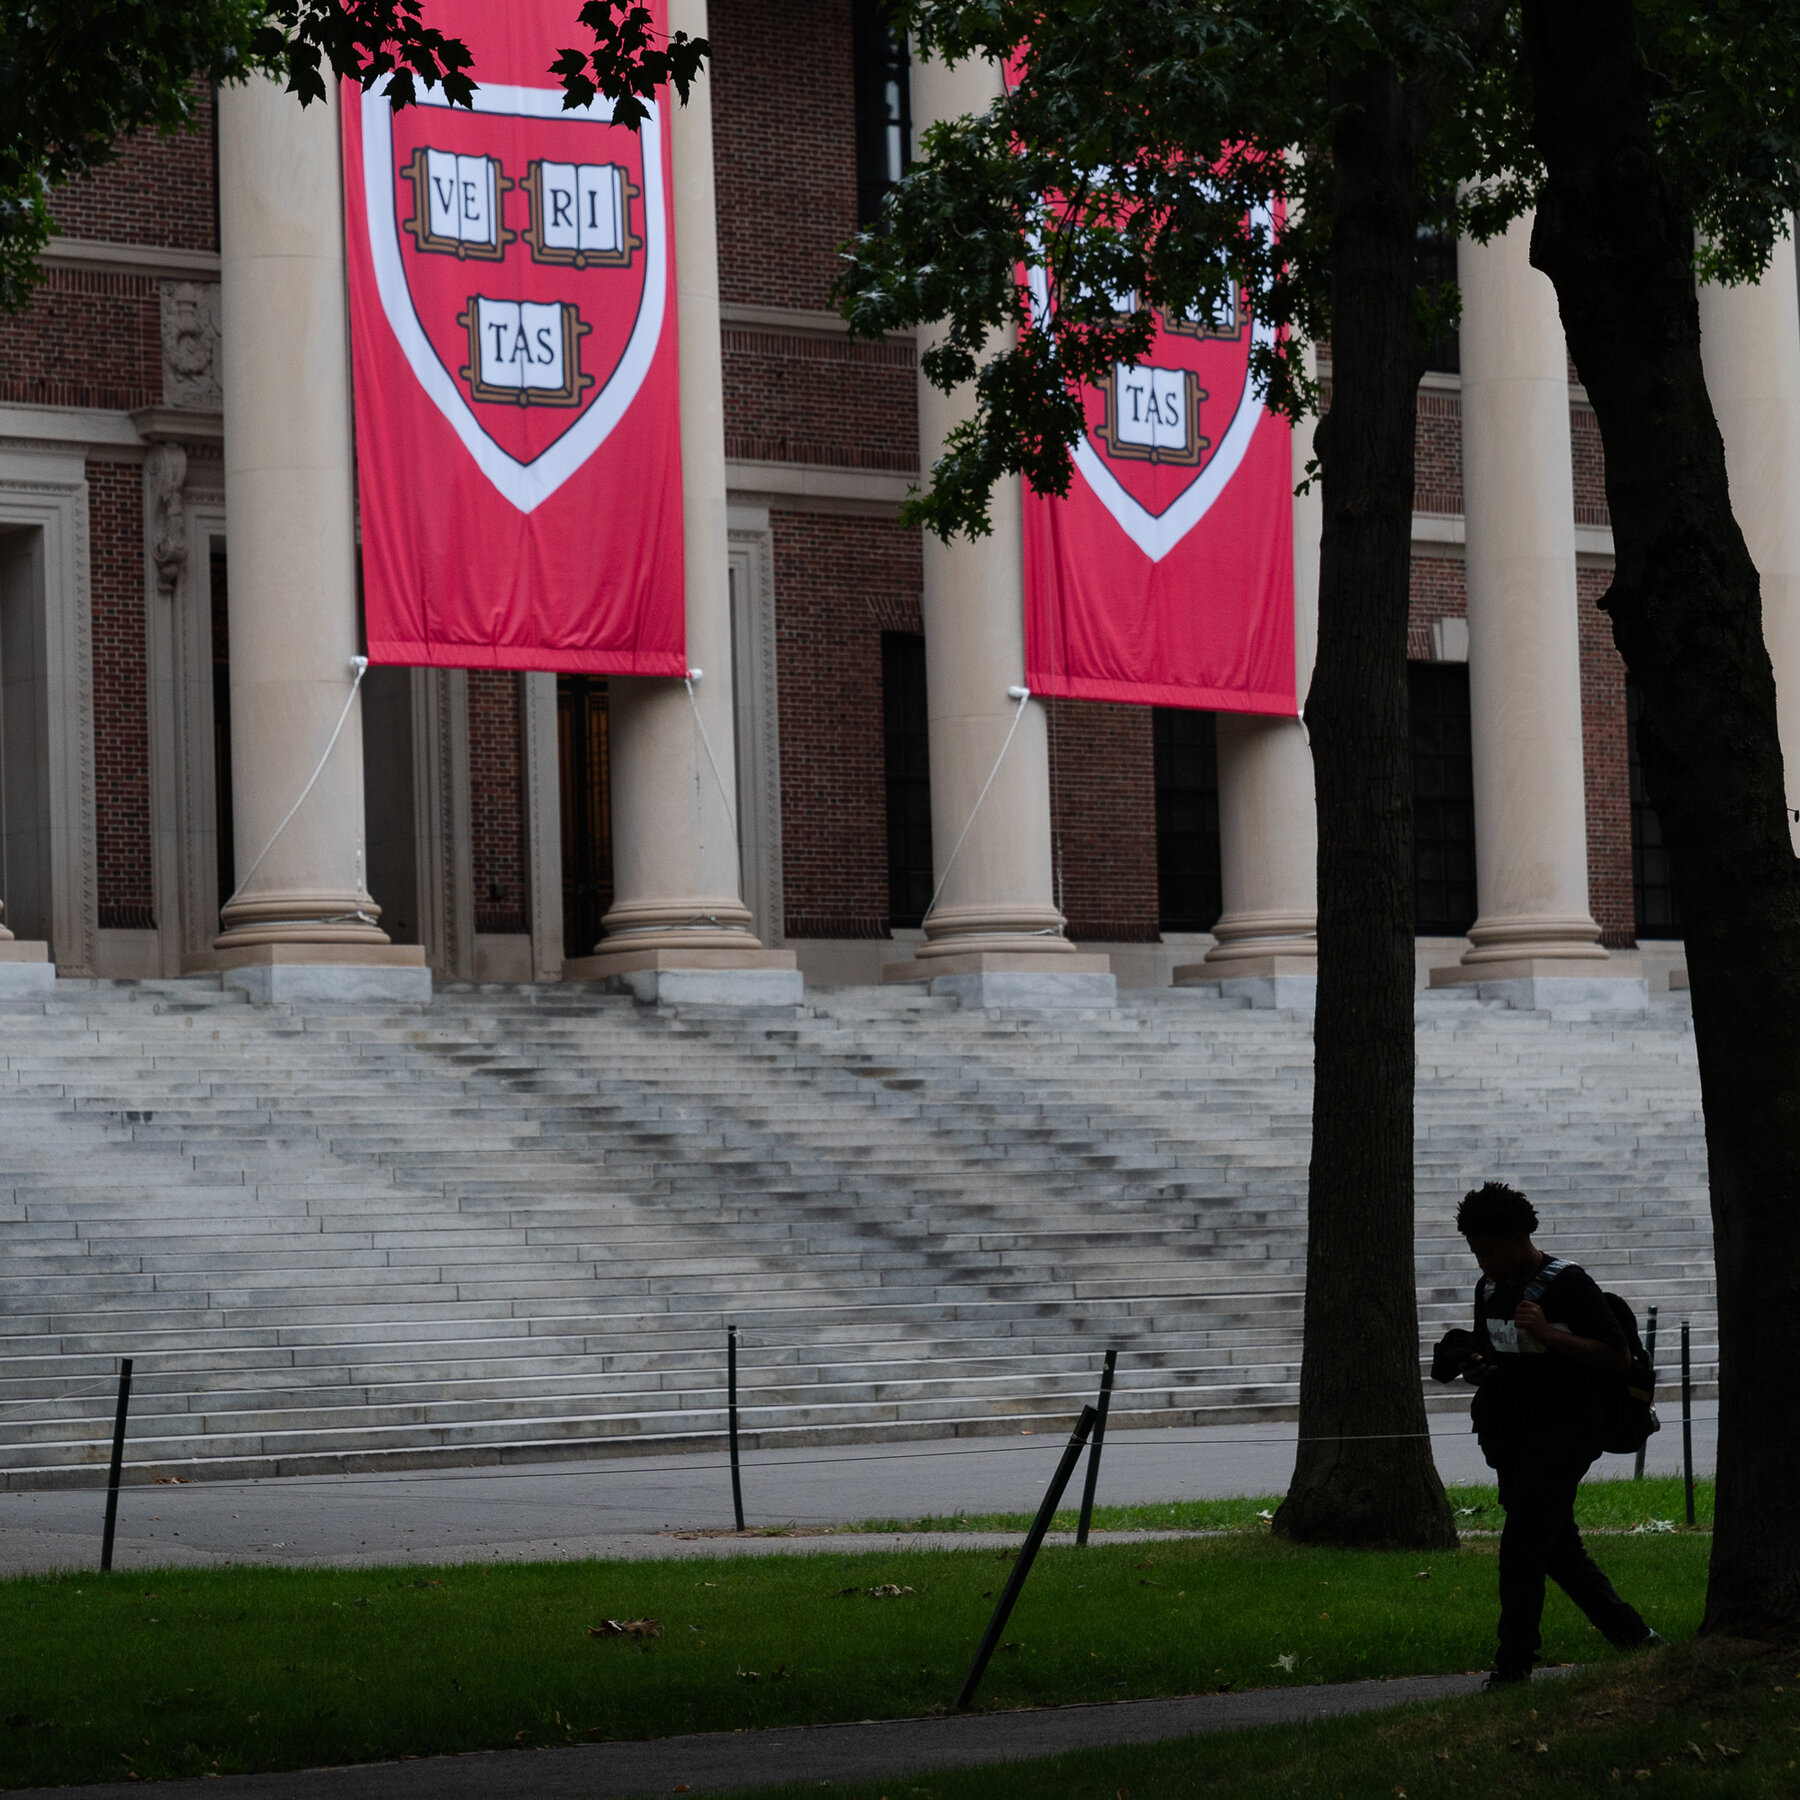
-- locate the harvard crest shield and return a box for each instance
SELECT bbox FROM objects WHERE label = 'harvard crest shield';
[361,81,667,514]
[341,0,688,676]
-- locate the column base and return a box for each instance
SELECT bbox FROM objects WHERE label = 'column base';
[0,940,56,995]
[1428,957,1648,1011]
[190,942,431,1005]
[564,945,804,1006]
[1173,951,1317,1012]
[884,950,1116,1007]
[1200,909,1317,967]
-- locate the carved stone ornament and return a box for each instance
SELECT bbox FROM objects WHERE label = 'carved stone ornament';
[160,280,222,409]
[145,442,189,596]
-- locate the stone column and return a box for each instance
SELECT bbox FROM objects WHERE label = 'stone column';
[1184,358,1322,1007]
[885,46,1112,1005]
[1699,224,1800,856]
[566,0,799,1003]
[212,75,427,1002]
[1431,213,1637,1006]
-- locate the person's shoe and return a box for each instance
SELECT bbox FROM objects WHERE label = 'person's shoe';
[1482,1666,1532,1690]
[1640,1629,1667,1650]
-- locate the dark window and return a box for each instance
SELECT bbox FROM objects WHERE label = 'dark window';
[852,1,911,230]
[558,674,613,960]
[1629,681,1681,938]
[1154,708,1221,931]
[1410,661,1478,935]
[1415,227,1460,376]
[882,632,934,928]
[210,544,235,916]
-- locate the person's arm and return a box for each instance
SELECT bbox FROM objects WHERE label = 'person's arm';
[1513,1298,1629,1371]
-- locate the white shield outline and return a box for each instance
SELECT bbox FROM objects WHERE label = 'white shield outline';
[1027,204,1276,564]
[362,83,667,516]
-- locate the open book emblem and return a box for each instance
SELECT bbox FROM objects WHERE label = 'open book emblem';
[361,84,667,513]
[1027,231,1275,564]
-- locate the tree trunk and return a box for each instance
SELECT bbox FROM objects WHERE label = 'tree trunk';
[1274,57,1457,1550]
[1523,0,1800,1640]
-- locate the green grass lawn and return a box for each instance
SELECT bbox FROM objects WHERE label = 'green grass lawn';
[852,1476,1714,1537]
[737,1638,1800,1800]
[2,1524,1708,1788]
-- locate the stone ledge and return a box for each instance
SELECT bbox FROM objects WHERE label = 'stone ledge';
[192,943,428,973]
[183,942,431,1005]
[883,952,1111,983]
[1173,958,1317,1013]
[926,969,1119,1009]
[604,967,807,1008]
[1429,955,1621,987]
[563,946,798,980]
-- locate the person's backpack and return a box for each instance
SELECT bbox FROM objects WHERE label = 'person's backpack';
[1597,1290,1661,1455]
[1497,1259,1660,1455]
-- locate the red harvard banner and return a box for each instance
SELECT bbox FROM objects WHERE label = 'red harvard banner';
[342,0,686,673]
[1022,267,1295,715]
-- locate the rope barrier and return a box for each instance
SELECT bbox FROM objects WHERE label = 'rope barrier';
[682,669,739,841]
[5,1411,1722,1503]
[0,1377,123,1419]
[921,685,1034,927]
[222,657,371,916]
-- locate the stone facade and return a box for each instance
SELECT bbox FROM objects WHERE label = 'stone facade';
[0,6,1746,991]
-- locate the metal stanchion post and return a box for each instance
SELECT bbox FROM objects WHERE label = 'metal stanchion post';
[955,1405,1097,1711]
[1075,1348,1117,1547]
[1681,1320,1695,1527]
[728,1325,745,1532]
[1634,1306,1658,1481]
[100,1357,134,1574]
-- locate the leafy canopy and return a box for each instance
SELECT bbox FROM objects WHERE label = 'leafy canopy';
[0,0,706,313]
[834,0,1800,542]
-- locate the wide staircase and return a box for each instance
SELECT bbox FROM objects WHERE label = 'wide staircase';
[0,980,1713,1487]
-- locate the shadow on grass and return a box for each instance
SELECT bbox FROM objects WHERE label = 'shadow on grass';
[731,1637,1798,1800]
[2,1530,1710,1787]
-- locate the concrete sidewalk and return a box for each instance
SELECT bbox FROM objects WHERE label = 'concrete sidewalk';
[9,1669,1532,1799]
[0,1412,1716,1575]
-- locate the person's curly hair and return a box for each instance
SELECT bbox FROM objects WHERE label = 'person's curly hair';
[1455,1180,1539,1237]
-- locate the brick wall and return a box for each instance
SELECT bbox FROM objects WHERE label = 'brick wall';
[711,0,856,311]
[50,98,215,251]
[468,672,525,933]
[723,327,917,472]
[1407,553,1468,660]
[0,270,161,411]
[1045,700,1160,941]
[1571,403,1610,528]
[1414,388,1463,516]
[1579,566,1634,945]
[772,510,920,937]
[88,460,154,929]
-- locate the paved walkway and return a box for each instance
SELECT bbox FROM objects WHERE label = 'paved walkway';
[0,1414,1715,1575]
[12,1669,1538,1799]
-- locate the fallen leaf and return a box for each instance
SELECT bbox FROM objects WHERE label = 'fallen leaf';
[737,1670,759,1682]
[589,1619,661,1640]
[867,1584,915,1598]
[1272,1653,1299,1673]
